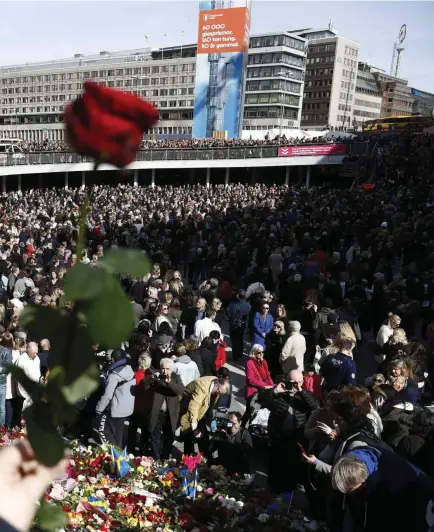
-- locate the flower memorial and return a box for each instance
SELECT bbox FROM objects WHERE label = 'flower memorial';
[0,427,313,531]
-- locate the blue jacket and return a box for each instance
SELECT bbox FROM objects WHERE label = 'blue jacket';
[320,352,356,391]
[252,312,274,348]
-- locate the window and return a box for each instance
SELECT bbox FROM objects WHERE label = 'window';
[160,101,167,107]
[116,80,124,87]
[125,68,132,76]
[99,70,107,77]
[178,100,186,106]
[170,65,178,73]
[151,78,158,86]
[179,87,187,95]
[107,70,115,77]
[115,69,123,76]
[151,89,158,96]
[91,71,98,78]
[169,88,176,95]
[151,66,159,74]
[160,77,168,85]
[169,100,176,107]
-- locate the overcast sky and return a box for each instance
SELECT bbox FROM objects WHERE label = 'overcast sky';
[0,1,433,92]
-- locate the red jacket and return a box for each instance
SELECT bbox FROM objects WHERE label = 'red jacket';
[245,357,274,399]
[134,368,152,414]
[303,374,322,401]
[215,340,227,371]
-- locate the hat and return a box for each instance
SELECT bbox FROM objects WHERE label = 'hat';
[156,334,172,346]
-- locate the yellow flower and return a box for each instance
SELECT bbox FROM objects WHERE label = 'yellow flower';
[137,466,144,473]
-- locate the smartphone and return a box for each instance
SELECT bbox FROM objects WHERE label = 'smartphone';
[297,442,307,455]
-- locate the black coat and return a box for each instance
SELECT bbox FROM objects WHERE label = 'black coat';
[130,281,147,305]
[199,347,217,377]
[181,308,204,338]
[143,373,184,433]
[189,349,204,376]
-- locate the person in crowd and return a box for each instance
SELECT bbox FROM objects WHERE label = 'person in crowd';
[260,369,319,493]
[194,307,221,344]
[406,342,428,392]
[173,343,200,386]
[198,336,218,377]
[167,298,182,338]
[376,313,401,347]
[252,300,274,348]
[15,342,40,414]
[150,333,173,369]
[213,366,232,411]
[274,303,289,331]
[210,411,253,475]
[179,376,230,456]
[95,349,135,448]
[143,358,184,460]
[304,390,340,455]
[396,409,434,476]
[302,363,322,402]
[183,337,203,376]
[151,302,171,334]
[264,319,287,379]
[227,290,251,361]
[5,335,23,429]
[0,334,13,427]
[387,358,420,404]
[127,354,152,455]
[320,335,357,392]
[379,327,409,372]
[181,297,206,339]
[38,339,50,381]
[245,344,273,415]
[280,320,306,373]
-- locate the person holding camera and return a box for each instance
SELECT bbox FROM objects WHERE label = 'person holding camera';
[179,376,230,457]
[259,369,319,493]
[210,411,253,475]
[143,358,184,460]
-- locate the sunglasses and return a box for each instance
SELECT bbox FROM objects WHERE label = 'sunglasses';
[263,307,269,310]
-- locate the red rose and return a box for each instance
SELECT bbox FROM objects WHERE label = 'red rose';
[65,81,159,168]
[178,513,194,530]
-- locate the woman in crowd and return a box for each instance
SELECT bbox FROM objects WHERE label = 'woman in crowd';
[127,354,152,455]
[245,344,274,407]
[380,327,409,371]
[406,342,428,392]
[387,358,420,404]
[167,298,182,339]
[273,303,289,331]
[304,390,340,455]
[264,320,287,379]
[320,336,357,392]
[4,333,22,429]
[252,300,274,348]
[376,313,401,348]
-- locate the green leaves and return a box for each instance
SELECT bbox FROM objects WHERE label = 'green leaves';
[101,248,151,277]
[24,403,65,467]
[36,501,68,531]
[86,277,134,346]
[63,262,106,301]
[60,363,100,404]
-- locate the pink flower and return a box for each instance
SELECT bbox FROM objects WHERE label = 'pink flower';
[204,488,214,495]
[48,483,67,501]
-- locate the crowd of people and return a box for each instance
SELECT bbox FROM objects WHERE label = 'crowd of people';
[14,134,349,154]
[0,130,434,530]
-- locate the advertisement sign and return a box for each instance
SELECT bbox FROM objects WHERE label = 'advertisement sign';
[278,144,347,157]
[192,0,251,139]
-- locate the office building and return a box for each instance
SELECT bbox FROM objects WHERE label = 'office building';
[409,88,434,116]
[290,27,360,130]
[368,67,413,117]
[0,31,306,141]
[353,62,382,129]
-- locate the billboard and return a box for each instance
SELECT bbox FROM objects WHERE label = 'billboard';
[278,144,347,157]
[192,0,251,139]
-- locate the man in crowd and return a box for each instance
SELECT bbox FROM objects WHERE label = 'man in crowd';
[227,290,251,361]
[15,342,40,412]
[194,307,221,344]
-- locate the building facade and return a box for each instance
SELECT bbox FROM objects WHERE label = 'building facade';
[291,28,360,130]
[353,63,382,129]
[0,31,306,141]
[369,68,413,117]
[409,88,434,116]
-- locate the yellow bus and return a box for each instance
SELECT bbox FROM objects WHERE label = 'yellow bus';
[363,115,434,133]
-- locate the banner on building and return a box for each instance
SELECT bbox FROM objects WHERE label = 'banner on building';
[278,144,346,157]
[192,0,252,139]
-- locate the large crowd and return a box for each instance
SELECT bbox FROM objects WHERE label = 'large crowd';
[0,131,434,530]
[15,134,348,154]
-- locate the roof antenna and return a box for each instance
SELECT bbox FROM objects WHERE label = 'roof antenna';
[328,18,333,31]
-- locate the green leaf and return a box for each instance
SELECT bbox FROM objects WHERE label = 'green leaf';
[101,248,151,277]
[24,403,65,467]
[8,365,43,402]
[61,362,100,403]
[19,306,65,340]
[36,501,68,531]
[63,262,108,301]
[86,278,134,347]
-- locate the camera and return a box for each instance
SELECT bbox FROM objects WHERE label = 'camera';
[210,409,233,432]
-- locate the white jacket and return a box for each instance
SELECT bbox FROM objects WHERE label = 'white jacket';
[376,324,393,347]
[174,355,200,386]
[280,332,306,373]
[15,353,41,409]
[194,317,221,344]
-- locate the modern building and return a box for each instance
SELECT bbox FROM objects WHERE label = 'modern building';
[368,67,413,117]
[290,27,360,130]
[409,88,434,116]
[0,31,307,141]
[352,62,382,129]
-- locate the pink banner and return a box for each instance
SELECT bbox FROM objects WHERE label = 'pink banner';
[278,144,346,157]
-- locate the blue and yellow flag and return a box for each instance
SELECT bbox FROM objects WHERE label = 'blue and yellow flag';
[181,468,198,500]
[110,447,131,478]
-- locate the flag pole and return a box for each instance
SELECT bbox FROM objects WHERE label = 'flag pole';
[181,30,184,58]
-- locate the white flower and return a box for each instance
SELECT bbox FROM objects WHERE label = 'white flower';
[258,514,269,523]
[77,475,85,482]
[144,498,154,507]
[129,454,135,460]
[88,477,97,484]
[69,460,76,467]
[95,489,105,499]
[196,485,203,492]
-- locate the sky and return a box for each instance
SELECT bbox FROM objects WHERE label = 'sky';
[0,1,433,92]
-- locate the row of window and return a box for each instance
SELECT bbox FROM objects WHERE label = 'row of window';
[247,66,303,81]
[303,91,331,99]
[354,98,381,109]
[1,106,65,114]
[246,80,301,94]
[305,68,334,77]
[306,56,334,65]
[245,93,300,106]
[342,70,356,79]
[353,109,380,118]
[250,35,305,52]
[337,114,352,123]
[341,81,355,91]
[344,46,358,57]
[248,53,305,68]
[301,114,329,122]
[305,79,332,88]
[343,57,357,69]
[338,103,352,111]
[308,44,336,53]
[0,64,195,85]
[339,92,353,101]
[302,102,329,110]
[159,100,194,108]
[244,106,298,119]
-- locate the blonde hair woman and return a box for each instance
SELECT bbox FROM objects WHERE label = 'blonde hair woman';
[314,331,352,373]
[339,322,357,343]
[376,313,401,347]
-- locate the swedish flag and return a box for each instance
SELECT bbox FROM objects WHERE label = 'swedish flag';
[85,497,109,513]
[110,446,131,478]
[181,468,198,500]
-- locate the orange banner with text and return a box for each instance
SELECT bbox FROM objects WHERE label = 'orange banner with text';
[197,7,248,55]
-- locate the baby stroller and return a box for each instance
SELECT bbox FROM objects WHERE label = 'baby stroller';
[246,392,270,450]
